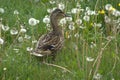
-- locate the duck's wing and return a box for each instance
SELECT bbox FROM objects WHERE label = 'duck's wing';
[31,33,64,57]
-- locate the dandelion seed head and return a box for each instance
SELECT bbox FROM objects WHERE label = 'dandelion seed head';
[18,36,23,42]
[68,22,75,30]
[26,47,33,52]
[10,29,18,35]
[66,17,72,22]
[83,15,90,21]
[24,34,31,39]
[86,10,92,15]
[32,40,37,44]
[0,38,4,44]
[76,19,82,25]
[28,18,39,26]
[47,8,53,13]
[2,25,9,31]
[60,18,66,25]
[79,26,86,29]
[49,1,55,4]
[14,10,19,15]
[104,15,111,23]
[90,42,96,48]
[86,7,90,11]
[105,4,112,11]
[93,73,102,80]
[74,33,80,38]
[71,8,79,14]
[3,67,7,71]
[76,2,81,8]
[112,10,120,17]
[43,17,50,24]
[0,8,5,13]
[112,78,115,80]
[86,57,94,62]
[58,3,65,10]
[20,28,27,33]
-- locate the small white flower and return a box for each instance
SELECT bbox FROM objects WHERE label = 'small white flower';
[91,11,97,15]
[0,8,5,13]
[13,48,19,53]
[93,23,102,28]
[76,2,81,8]
[58,3,65,10]
[47,8,53,13]
[90,42,96,48]
[74,33,80,38]
[96,23,102,27]
[86,57,94,62]
[10,29,18,35]
[83,15,90,21]
[87,10,96,15]
[18,36,23,42]
[76,19,82,25]
[14,10,19,14]
[66,17,72,22]
[66,34,71,39]
[71,8,79,14]
[13,48,19,51]
[32,40,37,44]
[24,34,31,39]
[20,28,27,33]
[112,78,115,80]
[68,22,75,30]
[3,67,7,71]
[93,73,102,80]
[43,17,50,24]
[26,47,33,52]
[2,25,9,31]
[105,4,112,11]
[49,1,55,4]
[104,15,111,23]
[28,18,39,26]
[79,26,86,29]
[86,7,90,11]
[60,18,66,25]
[112,10,120,17]
[0,38,4,44]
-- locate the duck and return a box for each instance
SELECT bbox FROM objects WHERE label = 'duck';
[30,8,69,60]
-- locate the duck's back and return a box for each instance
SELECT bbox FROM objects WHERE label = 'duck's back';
[35,31,64,55]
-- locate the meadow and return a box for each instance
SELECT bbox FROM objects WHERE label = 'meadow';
[0,0,120,80]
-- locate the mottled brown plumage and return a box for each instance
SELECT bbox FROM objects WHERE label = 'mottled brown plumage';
[30,9,68,60]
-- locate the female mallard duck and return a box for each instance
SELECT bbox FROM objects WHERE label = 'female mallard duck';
[30,9,69,60]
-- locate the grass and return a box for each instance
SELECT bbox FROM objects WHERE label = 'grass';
[0,0,120,80]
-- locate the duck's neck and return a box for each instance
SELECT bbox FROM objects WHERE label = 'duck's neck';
[50,16,62,35]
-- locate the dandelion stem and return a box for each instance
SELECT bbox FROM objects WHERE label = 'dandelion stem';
[43,62,72,74]
[89,39,112,79]
[92,39,112,79]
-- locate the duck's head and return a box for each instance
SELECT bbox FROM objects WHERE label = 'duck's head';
[50,9,69,19]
